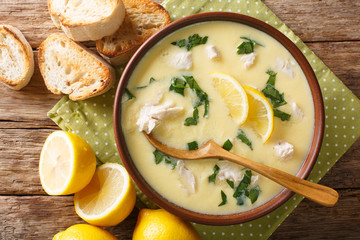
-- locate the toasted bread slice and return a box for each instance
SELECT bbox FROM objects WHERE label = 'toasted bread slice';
[48,0,126,41]
[96,0,170,65]
[0,25,34,90]
[38,33,115,101]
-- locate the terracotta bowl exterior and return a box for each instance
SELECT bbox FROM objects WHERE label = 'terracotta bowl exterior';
[113,12,324,225]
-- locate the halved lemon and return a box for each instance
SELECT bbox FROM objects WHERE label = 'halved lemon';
[211,72,249,125]
[243,85,274,143]
[74,163,136,227]
[39,131,96,195]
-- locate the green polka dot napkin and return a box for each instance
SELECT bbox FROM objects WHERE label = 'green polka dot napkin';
[48,0,360,239]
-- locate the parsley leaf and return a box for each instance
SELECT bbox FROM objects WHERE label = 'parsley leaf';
[222,139,233,151]
[237,37,263,54]
[172,34,208,51]
[208,165,220,184]
[273,109,291,121]
[153,150,177,169]
[169,77,187,96]
[135,77,157,89]
[226,179,235,189]
[123,88,135,102]
[183,75,210,118]
[233,170,252,206]
[236,129,253,150]
[187,141,199,150]
[262,70,287,108]
[184,107,199,126]
[218,190,228,207]
[248,185,260,204]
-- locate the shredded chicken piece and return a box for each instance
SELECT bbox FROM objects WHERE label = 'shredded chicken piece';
[177,160,196,195]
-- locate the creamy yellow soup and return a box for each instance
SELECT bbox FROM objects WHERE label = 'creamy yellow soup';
[121,21,314,214]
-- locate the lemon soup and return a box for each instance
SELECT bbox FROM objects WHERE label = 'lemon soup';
[121,21,314,214]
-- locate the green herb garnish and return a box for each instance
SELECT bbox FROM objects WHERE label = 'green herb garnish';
[172,34,208,51]
[262,70,287,108]
[184,107,199,126]
[226,179,235,189]
[135,77,156,89]
[208,165,220,184]
[169,77,187,96]
[123,88,135,102]
[153,150,177,169]
[183,75,210,118]
[218,190,227,207]
[273,109,291,121]
[248,185,260,204]
[237,37,263,54]
[233,170,252,206]
[236,129,253,150]
[222,139,233,151]
[187,141,199,150]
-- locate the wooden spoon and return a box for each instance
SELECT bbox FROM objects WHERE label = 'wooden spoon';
[144,133,338,207]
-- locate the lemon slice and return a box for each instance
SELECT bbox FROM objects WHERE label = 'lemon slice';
[74,163,136,227]
[211,72,249,125]
[39,131,96,195]
[243,85,274,143]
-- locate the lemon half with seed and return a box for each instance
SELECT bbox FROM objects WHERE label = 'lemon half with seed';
[211,72,249,125]
[39,131,96,195]
[244,85,274,143]
[74,163,136,227]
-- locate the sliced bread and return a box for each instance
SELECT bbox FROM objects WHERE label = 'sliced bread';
[38,33,115,101]
[96,0,170,65]
[0,25,34,90]
[48,0,126,41]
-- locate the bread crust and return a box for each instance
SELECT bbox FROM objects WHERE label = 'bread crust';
[38,33,115,101]
[48,0,126,41]
[0,25,34,90]
[96,0,170,65]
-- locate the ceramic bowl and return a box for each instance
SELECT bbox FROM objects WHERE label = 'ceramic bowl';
[113,12,324,225]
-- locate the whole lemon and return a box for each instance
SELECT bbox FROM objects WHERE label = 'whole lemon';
[133,209,201,240]
[52,224,118,240]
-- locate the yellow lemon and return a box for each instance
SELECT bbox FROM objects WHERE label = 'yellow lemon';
[74,163,136,226]
[52,224,118,240]
[243,85,274,143]
[133,209,201,240]
[39,131,96,195]
[211,72,249,125]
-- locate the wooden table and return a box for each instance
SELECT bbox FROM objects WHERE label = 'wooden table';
[1,0,359,239]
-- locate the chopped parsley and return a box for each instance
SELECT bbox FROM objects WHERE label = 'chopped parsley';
[273,109,291,121]
[183,75,210,118]
[171,34,208,51]
[236,129,253,150]
[184,107,199,126]
[248,185,260,204]
[187,141,199,150]
[237,37,263,54]
[169,77,187,96]
[226,179,235,189]
[222,139,233,151]
[123,88,135,102]
[208,165,220,184]
[135,77,156,89]
[261,70,291,120]
[153,150,177,169]
[218,190,228,207]
[233,170,252,206]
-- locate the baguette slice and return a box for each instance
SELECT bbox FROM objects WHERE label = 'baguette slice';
[96,0,170,66]
[0,25,34,90]
[38,33,115,101]
[48,0,126,41]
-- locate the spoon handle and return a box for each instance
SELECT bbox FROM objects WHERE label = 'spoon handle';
[212,144,339,207]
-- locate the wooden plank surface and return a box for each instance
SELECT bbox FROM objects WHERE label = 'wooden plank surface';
[0,0,359,239]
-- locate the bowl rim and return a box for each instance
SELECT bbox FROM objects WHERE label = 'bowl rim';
[113,12,324,225]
